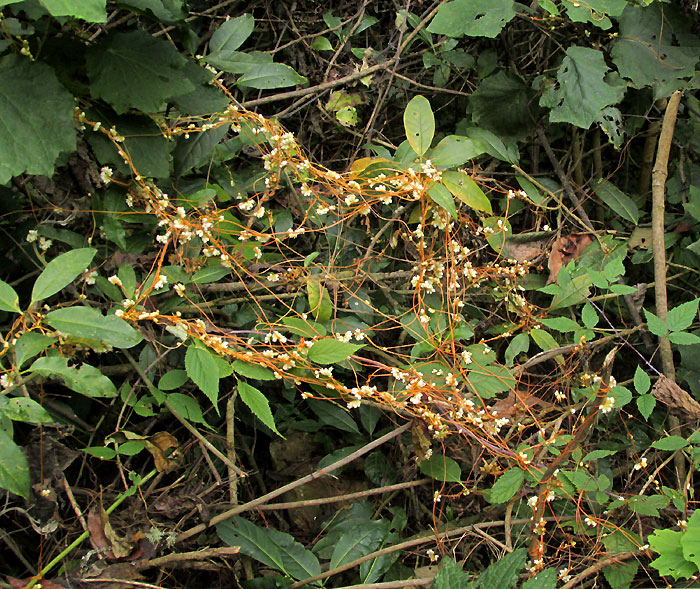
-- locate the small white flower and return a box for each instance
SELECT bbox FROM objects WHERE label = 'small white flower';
[38,237,52,251]
[600,395,615,414]
[174,283,186,297]
[634,456,648,471]
[108,275,123,287]
[26,229,38,243]
[100,166,113,184]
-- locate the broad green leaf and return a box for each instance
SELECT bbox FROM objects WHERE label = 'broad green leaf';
[515,176,545,205]
[470,71,535,140]
[403,95,434,157]
[667,299,700,332]
[31,248,97,304]
[581,302,598,328]
[185,345,220,408]
[612,5,699,97]
[643,309,668,337]
[205,50,273,74]
[330,523,387,569]
[28,356,118,398]
[582,449,617,462]
[504,333,529,367]
[429,135,487,168]
[564,0,625,30]
[466,365,516,398]
[118,0,186,22]
[427,0,516,39]
[521,568,556,589]
[427,182,458,220]
[538,317,580,332]
[0,279,20,313]
[433,558,473,589]
[549,272,592,309]
[668,332,700,346]
[0,430,29,499]
[209,13,254,55]
[217,517,321,580]
[0,397,53,424]
[488,467,524,504]
[652,436,688,451]
[173,125,228,175]
[280,317,327,338]
[681,510,700,570]
[82,446,117,459]
[0,55,77,184]
[307,278,333,322]
[38,0,107,21]
[441,171,492,213]
[86,30,193,114]
[44,307,143,348]
[237,63,307,89]
[476,548,526,588]
[307,398,360,434]
[158,369,188,391]
[649,528,697,581]
[634,366,651,395]
[593,179,639,224]
[14,332,56,368]
[308,339,364,365]
[311,36,333,51]
[167,393,207,425]
[530,328,559,352]
[238,380,282,437]
[231,360,276,381]
[540,46,625,130]
[629,494,668,517]
[637,393,656,420]
[419,454,462,483]
[192,264,231,284]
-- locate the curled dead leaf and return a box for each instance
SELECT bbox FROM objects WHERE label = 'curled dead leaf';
[105,430,182,473]
[547,233,593,284]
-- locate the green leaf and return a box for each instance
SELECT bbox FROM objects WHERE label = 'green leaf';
[307,339,364,365]
[581,302,599,328]
[307,399,360,434]
[649,528,698,581]
[427,0,516,39]
[0,430,29,499]
[238,63,307,89]
[629,494,668,517]
[540,46,625,130]
[185,344,220,409]
[118,0,186,22]
[582,449,617,462]
[667,299,700,332]
[634,366,651,395]
[192,264,231,284]
[0,279,20,313]
[86,30,193,114]
[427,182,458,220]
[237,380,283,437]
[403,95,434,157]
[441,171,492,213]
[637,393,656,420]
[231,360,276,381]
[167,392,207,425]
[217,517,321,580]
[476,548,526,588]
[429,135,487,168]
[14,332,56,368]
[521,568,556,589]
[173,125,228,175]
[307,278,333,322]
[433,557,473,589]
[539,317,580,332]
[652,436,688,451]
[488,468,524,504]
[530,328,559,352]
[0,396,53,424]
[466,365,516,398]
[28,356,118,398]
[644,309,668,337]
[44,306,142,348]
[330,523,387,569]
[0,55,77,184]
[38,0,107,21]
[593,179,639,224]
[681,510,700,570]
[669,331,700,346]
[311,36,333,51]
[31,248,97,304]
[280,317,327,338]
[158,369,188,391]
[209,13,254,55]
[504,333,529,367]
[419,454,462,483]
[205,50,273,74]
[612,5,699,97]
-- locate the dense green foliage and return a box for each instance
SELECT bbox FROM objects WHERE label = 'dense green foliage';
[1,0,700,587]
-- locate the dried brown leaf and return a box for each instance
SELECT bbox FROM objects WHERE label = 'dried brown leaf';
[652,375,700,421]
[547,233,593,284]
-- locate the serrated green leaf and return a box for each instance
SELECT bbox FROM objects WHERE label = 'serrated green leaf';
[644,309,668,337]
[634,366,651,395]
[231,360,276,381]
[488,468,524,504]
[86,30,192,114]
[427,0,516,39]
[522,567,556,589]
[38,0,107,21]
[429,135,487,168]
[629,494,668,517]
[44,306,143,348]
[238,63,307,89]
[593,179,639,224]
[637,393,656,420]
[419,454,462,483]
[237,380,282,437]
[681,511,700,570]
[652,436,688,451]
[582,449,617,462]
[476,547,526,588]
[581,302,598,328]
[0,55,77,184]
[167,392,207,425]
[530,327,559,351]
[307,339,363,365]
[0,430,29,499]
[330,523,387,569]
[433,557,472,589]
[427,182,458,220]
[540,46,625,130]
[441,170,492,213]
[649,528,698,581]
[466,365,516,398]
[0,279,20,313]
[28,356,118,398]
[307,278,333,322]
[158,369,188,391]
[403,95,434,157]
[31,248,97,304]
[667,299,700,332]
[185,345,220,409]
[209,13,254,55]
[668,331,700,346]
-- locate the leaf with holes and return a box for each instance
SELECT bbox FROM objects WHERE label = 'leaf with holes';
[427,0,516,39]
[403,95,434,157]
[441,171,492,213]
